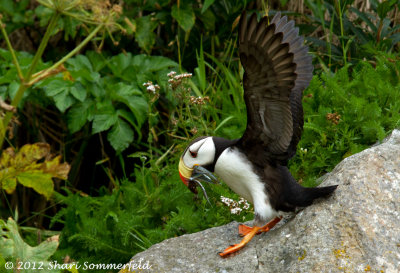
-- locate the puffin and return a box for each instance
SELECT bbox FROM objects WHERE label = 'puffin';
[178,11,337,257]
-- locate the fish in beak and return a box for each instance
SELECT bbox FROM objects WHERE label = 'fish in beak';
[178,157,220,204]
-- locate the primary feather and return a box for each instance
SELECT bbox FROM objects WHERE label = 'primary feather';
[238,12,313,165]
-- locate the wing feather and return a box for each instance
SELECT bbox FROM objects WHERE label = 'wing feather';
[238,11,313,164]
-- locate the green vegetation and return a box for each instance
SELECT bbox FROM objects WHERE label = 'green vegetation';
[0,0,399,271]
[291,55,400,185]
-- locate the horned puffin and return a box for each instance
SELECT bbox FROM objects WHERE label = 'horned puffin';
[178,11,337,257]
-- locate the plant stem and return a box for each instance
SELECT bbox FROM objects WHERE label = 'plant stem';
[337,0,347,66]
[0,19,23,80]
[376,19,383,43]
[328,13,335,68]
[29,23,103,85]
[177,33,182,71]
[24,12,60,82]
[0,12,60,147]
[0,18,103,148]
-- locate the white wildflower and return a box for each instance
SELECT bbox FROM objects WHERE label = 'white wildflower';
[230,207,242,215]
[220,195,250,215]
[143,81,160,95]
[174,73,192,80]
[147,85,156,93]
[167,71,177,77]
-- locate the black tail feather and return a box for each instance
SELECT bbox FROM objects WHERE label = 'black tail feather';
[293,185,338,207]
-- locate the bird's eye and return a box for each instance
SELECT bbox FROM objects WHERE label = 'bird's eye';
[189,150,198,158]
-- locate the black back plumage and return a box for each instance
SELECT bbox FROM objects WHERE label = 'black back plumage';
[237,12,313,166]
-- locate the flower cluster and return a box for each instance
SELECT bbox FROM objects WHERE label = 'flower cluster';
[143,81,160,102]
[167,71,192,90]
[189,96,210,105]
[143,81,160,94]
[83,0,123,19]
[190,127,198,135]
[326,112,341,125]
[220,196,250,215]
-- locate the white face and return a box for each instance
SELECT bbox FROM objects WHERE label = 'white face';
[182,137,216,168]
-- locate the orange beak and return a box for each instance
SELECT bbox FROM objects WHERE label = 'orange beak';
[178,157,193,187]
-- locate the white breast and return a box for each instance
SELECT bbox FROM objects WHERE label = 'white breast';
[214,147,277,222]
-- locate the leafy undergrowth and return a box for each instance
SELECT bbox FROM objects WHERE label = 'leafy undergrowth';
[290,55,400,186]
[52,163,252,265]
[290,54,400,186]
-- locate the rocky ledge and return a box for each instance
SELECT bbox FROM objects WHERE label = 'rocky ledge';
[121,129,400,273]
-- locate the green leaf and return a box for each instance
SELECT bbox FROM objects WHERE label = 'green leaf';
[0,0,14,13]
[0,218,59,270]
[116,95,148,126]
[131,54,147,67]
[349,8,377,33]
[8,81,20,101]
[201,0,216,13]
[108,53,133,76]
[0,143,67,199]
[63,16,80,40]
[116,109,142,140]
[110,82,148,126]
[35,6,54,27]
[89,82,106,98]
[145,56,178,72]
[171,4,195,32]
[92,112,118,134]
[280,0,289,5]
[107,118,134,152]
[53,91,75,113]
[86,51,107,72]
[69,84,87,102]
[16,171,54,199]
[0,256,6,272]
[67,99,94,133]
[0,143,70,192]
[42,78,76,112]
[114,82,142,97]
[67,54,93,71]
[377,0,397,20]
[198,8,216,31]
[43,78,67,96]
[2,177,17,194]
[134,16,157,54]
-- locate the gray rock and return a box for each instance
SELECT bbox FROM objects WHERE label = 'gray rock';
[121,130,400,273]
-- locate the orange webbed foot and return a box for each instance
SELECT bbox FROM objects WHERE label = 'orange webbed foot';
[218,244,243,257]
[219,217,282,258]
[238,224,262,236]
[219,227,260,257]
[238,224,253,236]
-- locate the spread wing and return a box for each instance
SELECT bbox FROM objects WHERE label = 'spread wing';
[237,12,313,165]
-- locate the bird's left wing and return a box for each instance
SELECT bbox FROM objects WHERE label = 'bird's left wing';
[237,12,313,164]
